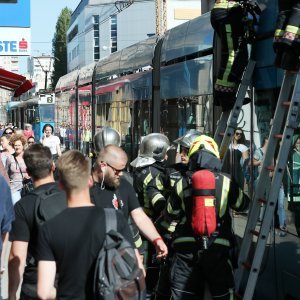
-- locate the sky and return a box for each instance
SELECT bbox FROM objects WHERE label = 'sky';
[19,0,80,74]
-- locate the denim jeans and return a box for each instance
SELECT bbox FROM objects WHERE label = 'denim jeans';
[277,185,286,227]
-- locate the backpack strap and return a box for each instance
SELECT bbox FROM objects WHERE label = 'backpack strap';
[104,208,117,233]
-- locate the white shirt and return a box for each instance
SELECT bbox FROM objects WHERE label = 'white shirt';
[60,127,66,138]
[229,143,248,153]
[41,135,60,155]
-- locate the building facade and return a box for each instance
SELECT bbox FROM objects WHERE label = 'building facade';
[67,0,202,71]
[27,55,55,92]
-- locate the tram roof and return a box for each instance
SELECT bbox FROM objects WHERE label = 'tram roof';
[55,69,80,93]
[95,35,158,80]
[161,12,213,64]
[0,68,33,97]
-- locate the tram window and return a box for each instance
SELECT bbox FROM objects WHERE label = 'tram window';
[160,99,196,142]
[25,106,37,124]
[40,105,55,122]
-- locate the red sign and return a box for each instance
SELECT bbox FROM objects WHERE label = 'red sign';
[19,38,28,49]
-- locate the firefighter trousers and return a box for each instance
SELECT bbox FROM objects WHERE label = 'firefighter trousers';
[170,244,234,300]
[211,4,248,111]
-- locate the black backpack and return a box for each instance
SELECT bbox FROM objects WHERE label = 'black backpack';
[34,185,67,226]
[93,209,146,300]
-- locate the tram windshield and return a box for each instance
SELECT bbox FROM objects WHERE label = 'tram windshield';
[40,104,55,122]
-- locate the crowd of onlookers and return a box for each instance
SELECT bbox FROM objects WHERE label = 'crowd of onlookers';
[0,122,36,204]
[0,122,290,300]
[56,124,92,156]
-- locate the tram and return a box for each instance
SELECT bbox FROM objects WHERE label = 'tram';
[55,12,216,161]
[6,92,55,141]
[55,10,300,299]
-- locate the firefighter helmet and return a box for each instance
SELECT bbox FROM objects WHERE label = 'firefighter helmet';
[188,135,221,171]
[173,129,203,150]
[188,135,220,158]
[131,133,170,168]
[93,127,121,152]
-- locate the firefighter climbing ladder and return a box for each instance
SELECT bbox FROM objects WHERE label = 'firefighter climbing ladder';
[214,60,256,160]
[235,71,300,300]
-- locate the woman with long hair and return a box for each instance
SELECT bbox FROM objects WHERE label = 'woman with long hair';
[228,127,249,189]
[40,124,62,160]
[5,134,30,205]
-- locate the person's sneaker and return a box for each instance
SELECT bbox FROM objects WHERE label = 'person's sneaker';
[279,226,287,237]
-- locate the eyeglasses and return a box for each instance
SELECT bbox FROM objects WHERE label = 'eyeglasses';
[106,162,124,175]
[235,132,242,136]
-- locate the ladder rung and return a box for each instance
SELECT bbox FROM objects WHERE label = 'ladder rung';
[274,134,283,139]
[258,198,267,204]
[282,101,291,107]
[242,261,251,270]
[250,229,259,236]
[235,292,243,300]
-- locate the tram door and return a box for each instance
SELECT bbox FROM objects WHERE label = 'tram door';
[132,97,151,159]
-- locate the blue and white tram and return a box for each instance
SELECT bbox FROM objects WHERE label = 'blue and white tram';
[7,93,55,141]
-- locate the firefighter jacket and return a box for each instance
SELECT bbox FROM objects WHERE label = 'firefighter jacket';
[165,171,249,249]
[146,163,188,234]
[147,163,188,209]
[273,0,300,71]
[133,162,167,219]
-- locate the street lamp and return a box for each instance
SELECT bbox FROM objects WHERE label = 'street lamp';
[33,55,60,90]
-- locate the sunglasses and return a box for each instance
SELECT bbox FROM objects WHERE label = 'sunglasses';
[235,132,242,136]
[28,141,34,144]
[5,131,13,134]
[106,162,124,175]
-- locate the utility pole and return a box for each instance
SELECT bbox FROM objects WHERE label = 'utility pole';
[155,0,167,35]
[33,55,57,91]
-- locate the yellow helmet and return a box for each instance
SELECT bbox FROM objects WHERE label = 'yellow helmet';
[188,135,220,159]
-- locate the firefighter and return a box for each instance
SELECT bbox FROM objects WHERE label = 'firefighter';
[211,0,249,111]
[147,129,203,232]
[165,135,250,299]
[145,130,202,300]
[131,133,170,298]
[273,0,300,71]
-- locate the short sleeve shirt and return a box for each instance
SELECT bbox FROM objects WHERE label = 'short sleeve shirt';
[9,182,61,284]
[229,143,248,153]
[36,207,134,300]
[41,135,60,155]
[0,175,14,253]
[6,155,28,193]
[90,177,140,218]
[253,148,264,174]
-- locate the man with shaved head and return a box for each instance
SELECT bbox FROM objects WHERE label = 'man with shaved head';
[91,145,168,260]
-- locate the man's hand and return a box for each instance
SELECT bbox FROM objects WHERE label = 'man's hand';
[153,237,168,259]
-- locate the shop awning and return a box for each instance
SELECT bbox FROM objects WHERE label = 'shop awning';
[0,68,33,97]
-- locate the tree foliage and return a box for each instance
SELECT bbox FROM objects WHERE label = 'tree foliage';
[51,7,72,90]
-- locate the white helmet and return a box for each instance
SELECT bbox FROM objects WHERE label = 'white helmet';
[93,127,121,152]
[173,129,202,150]
[131,133,170,168]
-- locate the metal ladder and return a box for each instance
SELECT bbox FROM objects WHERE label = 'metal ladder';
[214,60,256,160]
[235,71,300,299]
